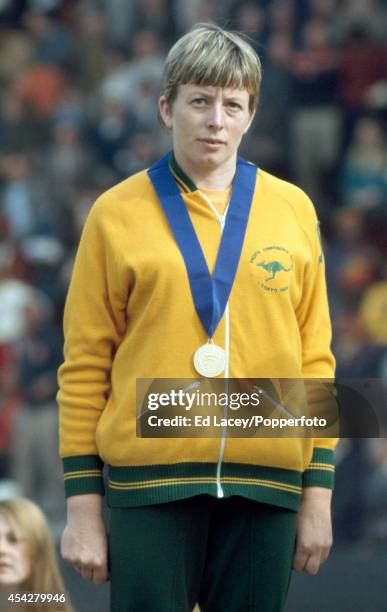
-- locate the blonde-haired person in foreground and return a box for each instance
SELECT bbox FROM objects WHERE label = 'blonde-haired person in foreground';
[0,498,72,612]
[59,23,337,611]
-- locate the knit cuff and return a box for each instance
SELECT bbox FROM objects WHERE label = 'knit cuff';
[63,455,105,498]
[302,447,335,489]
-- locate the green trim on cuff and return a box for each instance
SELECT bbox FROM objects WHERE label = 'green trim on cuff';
[63,455,105,498]
[302,447,335,489]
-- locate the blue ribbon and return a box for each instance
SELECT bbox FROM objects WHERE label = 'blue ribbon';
[148,152,257,338]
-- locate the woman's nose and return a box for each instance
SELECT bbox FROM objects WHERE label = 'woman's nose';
[207,103,224,130]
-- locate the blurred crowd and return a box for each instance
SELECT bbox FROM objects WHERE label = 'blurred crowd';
[0,0,386,542]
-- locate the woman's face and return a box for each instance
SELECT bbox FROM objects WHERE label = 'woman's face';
[0,514,30,587]
[159,84,253,175]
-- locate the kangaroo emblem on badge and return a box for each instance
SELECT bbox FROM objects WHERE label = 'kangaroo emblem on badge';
[256,260,291,281]
[250,246,293,293]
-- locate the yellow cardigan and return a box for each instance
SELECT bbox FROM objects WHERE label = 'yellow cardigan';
[58,155,337,511]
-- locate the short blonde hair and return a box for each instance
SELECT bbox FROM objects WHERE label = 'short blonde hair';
[0,498,72,612]
[161,23,262,114]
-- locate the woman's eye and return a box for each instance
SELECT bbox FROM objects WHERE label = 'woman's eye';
[7,532,18,544]
[191,98,206,105]
[227,102,242,110]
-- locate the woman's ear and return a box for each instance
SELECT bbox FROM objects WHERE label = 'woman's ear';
[159,96,173,130]
[243,110,256,135]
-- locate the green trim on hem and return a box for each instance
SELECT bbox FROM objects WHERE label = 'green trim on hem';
[62,450,335,502]
[107,462,302,511]
[63,455,105,498]
[302,447,335,489]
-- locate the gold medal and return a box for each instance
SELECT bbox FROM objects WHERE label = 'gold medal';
[193,341,226,377]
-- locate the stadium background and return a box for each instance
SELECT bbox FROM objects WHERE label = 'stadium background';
[0,0,386,610]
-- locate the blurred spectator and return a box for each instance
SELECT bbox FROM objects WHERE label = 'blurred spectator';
[367,437,387,541]
[0,28,34,85]
[115,132,164,177]
[133,0,173,43]
[338,24,387,142]
[91,99,134,173]
[67,181,102,241]
[0,218,56,490]
[331,274,387,554]
[0,1,28,27]
[23,10,75,68]
[360,279,387,349]
[331,257,387,379]
[230,2,266,53]
[0,89,50,152]
[11,300,63,520]
[290,18,341,210]
[20,235,66,307]
[266,0,295,36]
[0,229,50,345]
[333,438,371,542]
[244,31,294,175]
[14,62,65,118]
[331,312,365,376]
[1,153,36,239]
[99,31,164,111]
[0,345,19,480]
[307,0,336,22]
[103,0,137,47]
[124,29,165,110]
[0,277,51,349]
[325,208,381,315]
[0,216,27,284]
[98,46,133,106]
[173,0,219,35]
[53,85,86,128]
[95,30,165,173]
[336,0,387,43]
[73,4,107,90]
[307,0,341,42]
[45,116,93,200]
[0,498,72,611]
[338,116,387,210]
[0,151,57,239]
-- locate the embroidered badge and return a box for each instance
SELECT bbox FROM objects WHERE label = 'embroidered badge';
[250,246,293,293]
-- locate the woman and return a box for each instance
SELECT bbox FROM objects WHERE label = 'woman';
[0,498,72,612]
[59,23,337,611]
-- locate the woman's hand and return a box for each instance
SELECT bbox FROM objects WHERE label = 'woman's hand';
[61,494,109,584]
[293,487,333,576]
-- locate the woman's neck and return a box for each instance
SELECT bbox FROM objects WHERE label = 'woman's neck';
[173,150,236,190]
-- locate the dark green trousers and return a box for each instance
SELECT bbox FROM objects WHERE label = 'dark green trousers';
[109,495,297,612]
